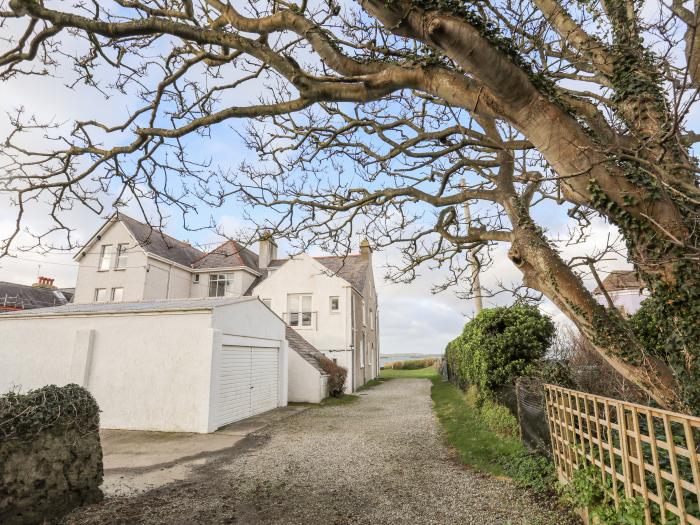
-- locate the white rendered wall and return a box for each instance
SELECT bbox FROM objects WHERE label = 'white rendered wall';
[595,289,649,315]
[253,255,351,353]
[73,221,148,304]
[287,350,327,403]
[0,300,287,433]
[0,311,214,432]
[143,258,191,300]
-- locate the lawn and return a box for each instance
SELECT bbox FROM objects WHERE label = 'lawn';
[379,367,440,379]
[380,367,524,476]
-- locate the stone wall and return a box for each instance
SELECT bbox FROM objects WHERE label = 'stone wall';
[0,384,103,524]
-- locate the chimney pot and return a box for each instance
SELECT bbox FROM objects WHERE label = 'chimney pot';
[33,276,56,289]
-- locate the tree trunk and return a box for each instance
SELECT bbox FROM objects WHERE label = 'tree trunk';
[505,213,683,411]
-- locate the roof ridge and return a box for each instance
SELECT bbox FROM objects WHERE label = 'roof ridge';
[314,253,362,259]
[190,239,232,266]
[118,212,204,254]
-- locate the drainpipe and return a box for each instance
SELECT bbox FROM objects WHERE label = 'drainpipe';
[166,264,172,299]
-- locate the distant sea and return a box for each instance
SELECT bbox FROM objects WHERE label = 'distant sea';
[380,353,443,365]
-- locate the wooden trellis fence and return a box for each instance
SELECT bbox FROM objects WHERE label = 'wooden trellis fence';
[545,384,700,524]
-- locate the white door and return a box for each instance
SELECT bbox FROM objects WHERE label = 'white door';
[251,348,279,415]
[217,345,279,427]
[217,345,253,427]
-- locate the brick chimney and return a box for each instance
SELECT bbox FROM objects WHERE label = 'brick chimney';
[258,233,278,269]
[359,239,372,260]
[33,276,57,289]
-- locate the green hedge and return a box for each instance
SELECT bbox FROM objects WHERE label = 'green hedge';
[445,305,555,397]
[0,384,100,442]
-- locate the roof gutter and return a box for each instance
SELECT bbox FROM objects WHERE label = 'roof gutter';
[0,307,215,320]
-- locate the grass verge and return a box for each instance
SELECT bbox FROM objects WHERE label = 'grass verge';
[321,394,359,406]
[380,367,439,379]
[356,378,384,391]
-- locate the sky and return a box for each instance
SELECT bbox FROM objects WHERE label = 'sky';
[0,3,641,356]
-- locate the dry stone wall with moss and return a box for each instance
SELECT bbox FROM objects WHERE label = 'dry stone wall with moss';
[0,384,103,525]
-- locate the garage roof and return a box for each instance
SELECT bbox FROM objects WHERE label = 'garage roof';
[0,296,260,318]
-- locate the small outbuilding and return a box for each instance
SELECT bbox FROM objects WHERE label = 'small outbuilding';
[0,297,288,433]
[285,326,329,403]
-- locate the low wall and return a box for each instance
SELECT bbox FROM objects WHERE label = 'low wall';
[0,384,103,525]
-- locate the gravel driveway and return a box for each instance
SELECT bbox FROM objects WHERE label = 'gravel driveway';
[65,379,567,524]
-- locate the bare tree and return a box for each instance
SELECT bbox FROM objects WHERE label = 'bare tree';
[0,0,698,411]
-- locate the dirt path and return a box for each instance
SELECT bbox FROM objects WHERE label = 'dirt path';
[65,379,565,524]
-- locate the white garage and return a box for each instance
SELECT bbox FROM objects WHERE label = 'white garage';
[0,297,288,433]
[216,345,280,427]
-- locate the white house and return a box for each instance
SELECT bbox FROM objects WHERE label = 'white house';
[0,297,288,433]
[72,213,261,304]
[0,213,379,430]
[592,270,648,316]
[71,212,379,393]
[252,245,380,392]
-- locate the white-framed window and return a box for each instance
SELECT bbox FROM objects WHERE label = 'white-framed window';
[209,274,232,297]
[329,296,339,313]
[98,245,112,271]
[193,274,200,284]
[262,298,272,308]
[111,287,124,302]
[115,243,129,269]
[287,294,312,327]
[94,288,107,302]
[360,336,365,368]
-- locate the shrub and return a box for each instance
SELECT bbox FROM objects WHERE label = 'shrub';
[563,327,648,403]
[479,396,519,437]
[446,305,555,397]
[319,356,348,398]
[500,450,557,497]
[0,383,100,441]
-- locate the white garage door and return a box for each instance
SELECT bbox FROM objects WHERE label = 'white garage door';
[217,345,279,427]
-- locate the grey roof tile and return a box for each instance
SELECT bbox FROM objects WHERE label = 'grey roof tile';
[118,214,259,272]
[0,282,71,310]
[192,240,259,271]
[118,213,204,267]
